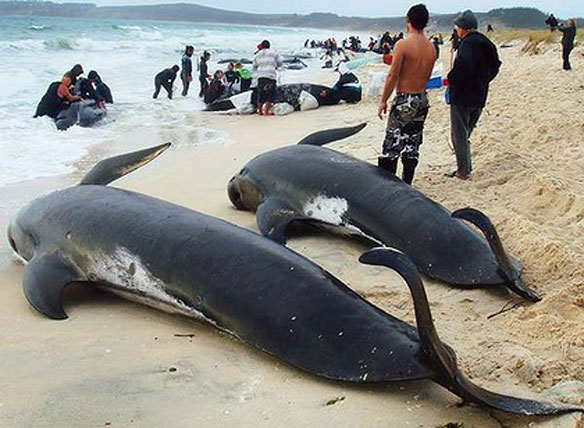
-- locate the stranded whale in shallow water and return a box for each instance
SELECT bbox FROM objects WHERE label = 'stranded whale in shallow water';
[228,123,541,302]
[8,144,579,415]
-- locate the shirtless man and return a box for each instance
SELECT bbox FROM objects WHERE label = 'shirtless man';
[377,4,436,185]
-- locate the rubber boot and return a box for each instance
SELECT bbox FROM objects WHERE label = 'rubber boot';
[378,156,398,175]
[402,158,418,185]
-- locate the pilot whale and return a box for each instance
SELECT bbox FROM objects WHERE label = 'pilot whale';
[8,143,578,415]
[227,123,541,302]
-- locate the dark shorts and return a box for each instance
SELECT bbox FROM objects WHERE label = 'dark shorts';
[257,77,276,104]
[381,92,429,160]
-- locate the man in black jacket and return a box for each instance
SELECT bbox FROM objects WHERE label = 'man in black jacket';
[447,10,501,180]
[559,19,577,71]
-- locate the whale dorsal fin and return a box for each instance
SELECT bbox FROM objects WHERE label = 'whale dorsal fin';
[80,142,171,186]
[23,252,80,320]
[297,123,367,146]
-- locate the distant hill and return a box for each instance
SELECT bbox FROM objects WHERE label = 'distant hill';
[0,1,574,31]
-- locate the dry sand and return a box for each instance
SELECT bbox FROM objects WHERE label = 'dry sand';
[0,41,583,427]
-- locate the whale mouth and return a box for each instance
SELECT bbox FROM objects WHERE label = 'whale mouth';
[8,236,17,253]
[7,224,18,254]
[227,177,245,210]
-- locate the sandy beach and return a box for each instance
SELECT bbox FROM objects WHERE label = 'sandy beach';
[0,39,583,427]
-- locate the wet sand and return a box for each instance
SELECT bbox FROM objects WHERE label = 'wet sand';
[1,42,583,427]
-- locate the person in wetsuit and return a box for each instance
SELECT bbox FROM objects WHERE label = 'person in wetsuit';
[199,51,211,98]
[34,64,83,119]
[181,45,194,97]
[332,65,362,104]
[88,70,113,104]
[204,70,227,105]
[75,74,103,106]
[153,65,179,99]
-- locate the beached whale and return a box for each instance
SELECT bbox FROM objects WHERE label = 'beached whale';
[55,99,107,131]
[35,83,107,130]
[217,58,253,65]
[206,84,346,113]
[8,144,578,415]
[227,124,541,302]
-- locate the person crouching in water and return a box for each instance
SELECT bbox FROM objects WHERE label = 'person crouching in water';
[34,64,83,119]
[204,70,227,105]
[75,71,105,108]
[253,40,283,116]
[199,51,211,98]
[87,70,113,104]
[377,4,436,185]
[58,64,84,105]
[153,65,179,99]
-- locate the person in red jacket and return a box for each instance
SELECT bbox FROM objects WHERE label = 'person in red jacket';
[57,64,84,102]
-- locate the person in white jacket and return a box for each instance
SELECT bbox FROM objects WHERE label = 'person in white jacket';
[253,40,283,115]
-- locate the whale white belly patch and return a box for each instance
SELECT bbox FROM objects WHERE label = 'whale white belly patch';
[87,247,218,327]
[303,195,348,225]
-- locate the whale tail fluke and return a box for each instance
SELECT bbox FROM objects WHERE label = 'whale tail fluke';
[80,142,171,186]
[451,208,541,302]
[359,247,583,415]
[297,123,367,146]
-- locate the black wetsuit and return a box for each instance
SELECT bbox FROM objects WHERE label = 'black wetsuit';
[204,78,226,105]
[75,78,102,102]
[225,70,239,85]
[560,26,576,70]
[181,54,193,96]
[153,68,177,99]
[332,72,362,104]
[199,57,209,98]
[96,81,113,104]
[34,81,67,119]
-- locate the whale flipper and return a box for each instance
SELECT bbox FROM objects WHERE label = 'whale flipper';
[23,252,80,320]
[256,199,310,244]
[297,123,367,146]
[80,142,171,186]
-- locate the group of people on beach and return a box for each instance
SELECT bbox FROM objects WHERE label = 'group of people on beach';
[377,5,578,184]
[377,6,501,183]
[33,4,577,180]
[34,64,113,129]
[152,37,362,116]
[152,45,257,106]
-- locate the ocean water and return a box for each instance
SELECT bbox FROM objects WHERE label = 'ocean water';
[0,16,348,187]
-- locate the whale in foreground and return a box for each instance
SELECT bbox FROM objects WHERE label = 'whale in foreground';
[228,123,541,302]
[8,144,580,415]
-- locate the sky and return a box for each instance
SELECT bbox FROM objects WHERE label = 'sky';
[54,0,583,18]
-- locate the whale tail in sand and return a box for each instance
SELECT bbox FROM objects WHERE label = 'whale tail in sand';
[359,247,583,415]
[452,208,541,302]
